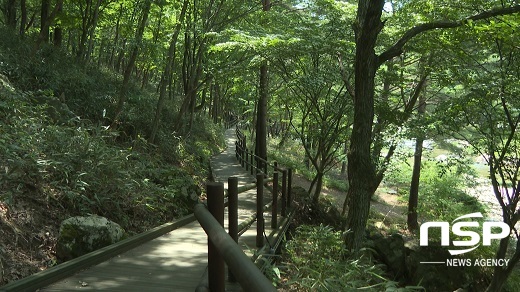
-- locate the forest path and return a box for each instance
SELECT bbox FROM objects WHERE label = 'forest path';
[290,174,407,228]
[40,127,273,292]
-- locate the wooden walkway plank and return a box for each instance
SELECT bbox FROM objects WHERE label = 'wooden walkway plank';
[42,221,207,291]
[41,127,277,291]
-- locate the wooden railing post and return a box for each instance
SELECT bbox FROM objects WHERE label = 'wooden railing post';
[207,182,225,292]
[256,173,264,248]
[241,140,246,168]
[281,169,287,217]
[288,168,293,209]
[264,159,268,177]
[245,148,249,171]
[235,141,239,161]
[250,150,254,175]
[228,177,238,282]
[272,171,278,229]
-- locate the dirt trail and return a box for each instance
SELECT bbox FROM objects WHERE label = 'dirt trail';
[291,172,513,231]
[291,174,407,226]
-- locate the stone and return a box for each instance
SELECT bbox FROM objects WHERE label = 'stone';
[291,186,308,200]
[369,233,407,279]
[405,245,470,291]
[56,215,125,261]
[366,231,474,290]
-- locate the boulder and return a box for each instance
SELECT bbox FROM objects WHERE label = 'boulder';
[367,233,407,280]
[291,186,308,200]
[405,243,471,291]
[56,215,125,261]
[366,231,475,290]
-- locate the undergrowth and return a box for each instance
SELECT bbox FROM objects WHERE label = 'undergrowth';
[279,224,422,291]
[0,27,224,234]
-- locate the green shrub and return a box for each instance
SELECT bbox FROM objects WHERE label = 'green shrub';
[281,224,417,291]
[0,75,206,232]
[0,27,225,235]
[386,156,484,222]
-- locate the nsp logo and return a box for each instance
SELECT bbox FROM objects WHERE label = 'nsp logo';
[419,212,510,255]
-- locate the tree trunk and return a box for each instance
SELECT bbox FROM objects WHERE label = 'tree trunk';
[53,1,63,47]
[407,136,423,231]
[278,107,292,148]
[341,142,348,175]
[77,0,91,59]
[312,172,324,205]
[211,83,219,123]
[109,3,124,68]
[35,0,63,50]
[6,0,17,29]
[149,0,188,143]
[85,0,102,62]
[407,90,426,232]
[40,0,50,43]
[20,0,27,36]
[256,0,270,171]
[256,61,268,170]
[343,0,385,252]
[111,0,152,128]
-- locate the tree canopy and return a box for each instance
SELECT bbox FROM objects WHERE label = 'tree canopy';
[1,0,520,290]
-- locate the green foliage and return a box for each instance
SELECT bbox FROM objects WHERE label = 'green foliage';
[0,28,225,233]
[505,269,520,292]
[0,84,198,230]
[267,137,349,192]
[386,154,484,222]
[282,224,420,291]
[0,28,120,122]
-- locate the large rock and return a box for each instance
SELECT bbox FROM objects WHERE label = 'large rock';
[366,231,475,290]
[405,243,473,291]
[367,233,407,280]
[56,215,125,261]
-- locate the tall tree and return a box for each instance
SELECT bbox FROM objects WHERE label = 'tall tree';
[149,0,189,144]
[5,0,17,29]
[19,0,27,36]
[434,18,520,291]
[36,0,63,49]
[343,0,520,251]
[111,0,152,128]
[40,0,50,42]
[53,0,63,47]
[407,80,427,232]
[255,0,270,171]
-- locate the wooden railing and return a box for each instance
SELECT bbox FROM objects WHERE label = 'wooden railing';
[195,123,294,292]
[195,182,276,292]
[235,126,293,210]
[224,117,238,130]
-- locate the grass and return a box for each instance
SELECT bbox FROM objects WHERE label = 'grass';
[279,224,421,291]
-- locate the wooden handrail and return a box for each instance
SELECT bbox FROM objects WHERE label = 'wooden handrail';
[234,122,292,214]
[195,183,276,292]
[196,122,294,291]
[195,204,276,292]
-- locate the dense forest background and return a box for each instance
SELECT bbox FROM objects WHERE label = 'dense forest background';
[1,0,520,291]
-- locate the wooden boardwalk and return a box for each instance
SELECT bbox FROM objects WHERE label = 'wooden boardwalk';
[42,127,277,291]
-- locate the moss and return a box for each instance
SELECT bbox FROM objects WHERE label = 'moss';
[56,216,125,262]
